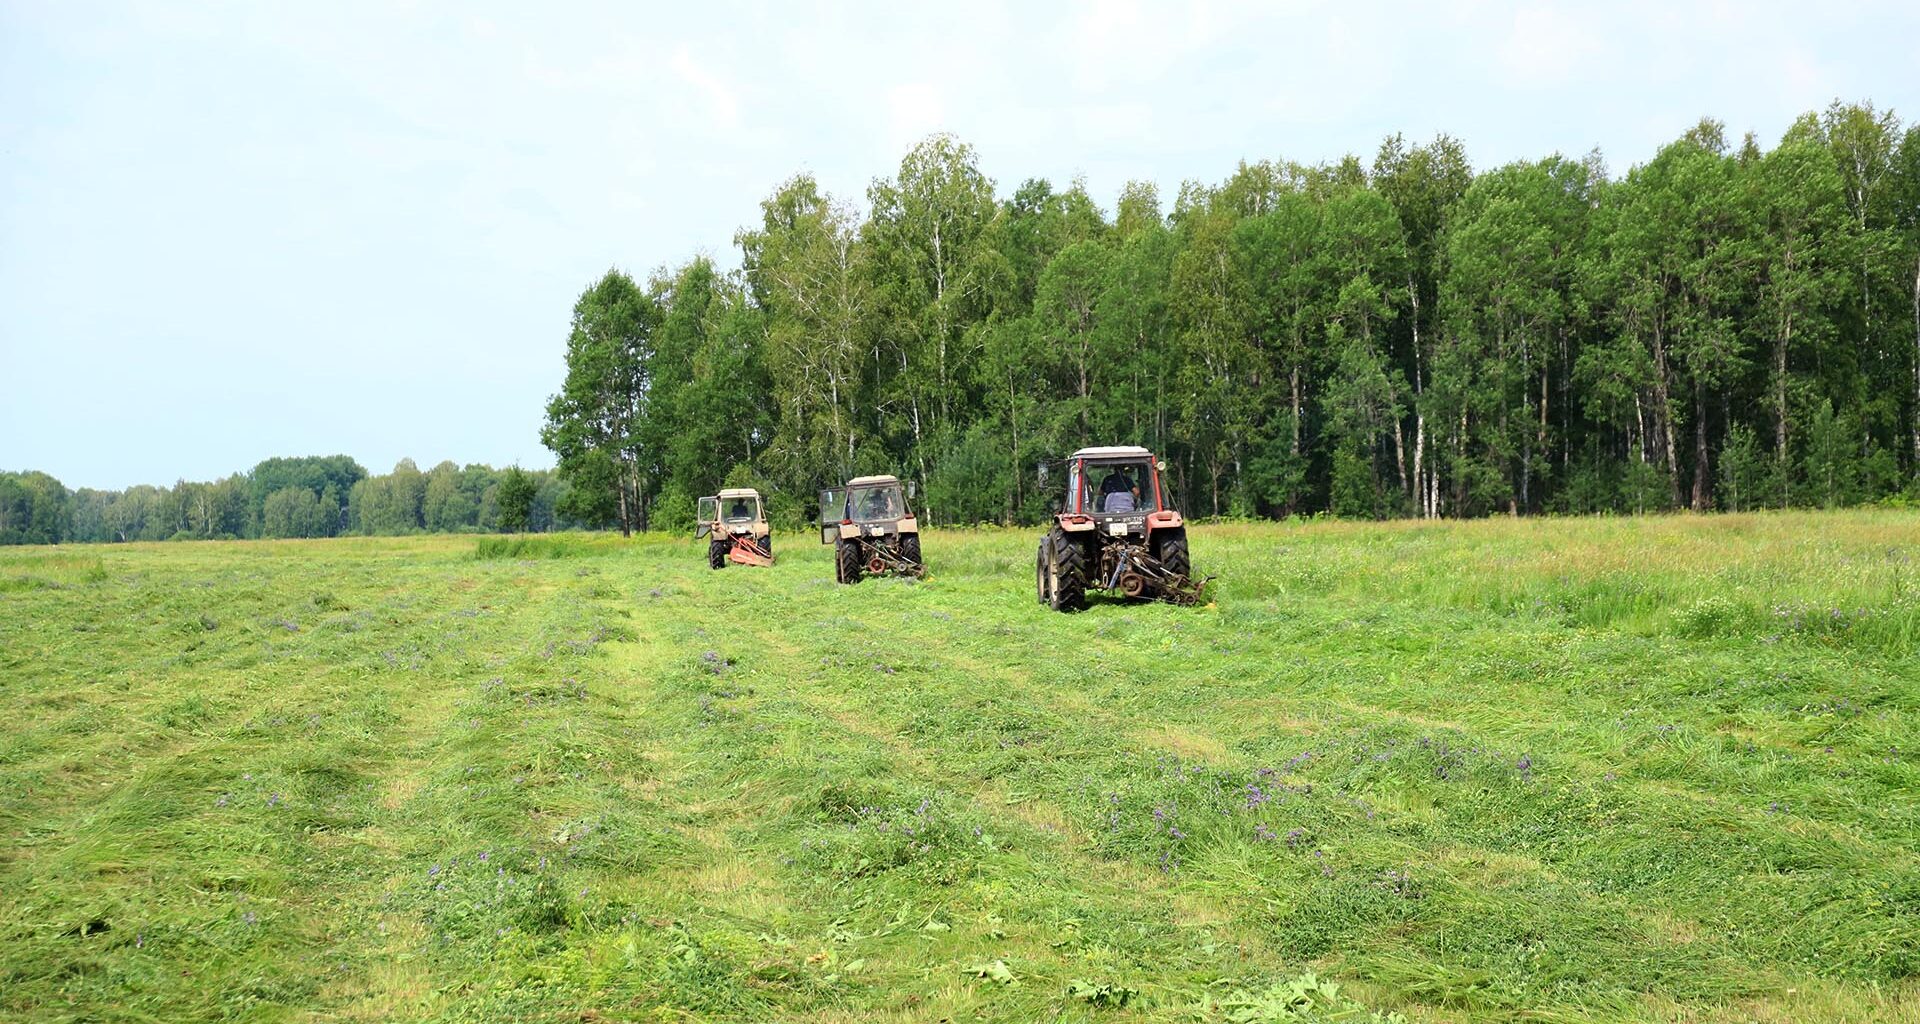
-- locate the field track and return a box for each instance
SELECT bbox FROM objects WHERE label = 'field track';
[2,513,1917,1022]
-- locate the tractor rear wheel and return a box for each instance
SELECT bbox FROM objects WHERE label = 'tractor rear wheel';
[1046,526,1087,612]
[900,532,923,570]
[1157,529,1191,579]
[836,539,863,585]
[760,533,773,559]
[707,538,727,570]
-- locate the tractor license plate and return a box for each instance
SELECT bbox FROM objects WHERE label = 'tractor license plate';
[1108,522,1129,536]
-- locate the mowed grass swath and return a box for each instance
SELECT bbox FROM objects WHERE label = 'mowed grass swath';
[2,512,1917,1022]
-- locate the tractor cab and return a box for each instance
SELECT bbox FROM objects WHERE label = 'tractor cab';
[697,487,773,568]
[819,475,924,582]
[1067,446,1166,529]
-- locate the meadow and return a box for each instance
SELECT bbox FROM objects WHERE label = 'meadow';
[2,513,1917,1023]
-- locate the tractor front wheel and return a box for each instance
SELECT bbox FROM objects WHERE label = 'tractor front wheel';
[1046,526,1087,612]
[1034,541,1050,604]
[900,533,923,571]
[760,533,774,559]
[836,539,863,585]
[707,538,727,570]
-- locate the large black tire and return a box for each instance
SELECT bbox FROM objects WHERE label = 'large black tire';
[1157,529,1191,579]
[1046,526,1087,612]
[836,539,863,585]
[760,533,773,559]
[899,532,923,570]
[708,538,727,570]
[1035,541,1050,604]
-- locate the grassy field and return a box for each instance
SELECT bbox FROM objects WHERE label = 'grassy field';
[2,513,1917,1023]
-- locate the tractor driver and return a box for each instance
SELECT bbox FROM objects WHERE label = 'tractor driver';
[1099,466,1142,513]
[860,487,898,520]
[727,497,752,521]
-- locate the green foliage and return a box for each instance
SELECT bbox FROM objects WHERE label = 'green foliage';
[1066,978,1138,1008]
[1215,973,1406,1023]
[10,100,1920,550]
[650,482,697,534]
[516,101,1920,532]
[495,466,538,533]
[261,486,331,538]
[248,455,364,535]
[926,423,1010,525]
[0,470,70,545]
[1717,422,1773,511]
[541,269,657,536]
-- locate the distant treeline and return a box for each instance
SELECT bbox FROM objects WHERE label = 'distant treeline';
[0,457,572,545]
[544,101,1920,530]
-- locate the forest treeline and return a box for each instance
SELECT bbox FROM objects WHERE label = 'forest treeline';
[0,457,571,545]
[544,101,1920,531]
[10,101,1919,547]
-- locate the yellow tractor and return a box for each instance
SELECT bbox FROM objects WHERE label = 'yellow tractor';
[697,488,773,568]
[818,475,924,583]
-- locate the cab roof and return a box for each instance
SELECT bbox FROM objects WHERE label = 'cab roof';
[716,488,761,499]
[1071,445,1153,459]
[847,474,899,486]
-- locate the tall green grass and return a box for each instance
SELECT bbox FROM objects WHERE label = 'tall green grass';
[1,513,1915,1022]
[470,532,639,560]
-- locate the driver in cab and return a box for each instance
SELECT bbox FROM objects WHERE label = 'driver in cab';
[1098,468,1142,513]
[860,488,898,520]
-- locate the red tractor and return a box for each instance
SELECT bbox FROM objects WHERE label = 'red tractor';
[1035,446,1206,611]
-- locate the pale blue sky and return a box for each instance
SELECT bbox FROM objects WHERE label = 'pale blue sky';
[3,0,1916,489]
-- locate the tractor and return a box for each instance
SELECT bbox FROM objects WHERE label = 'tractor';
[818,475,924,583]
[1035,446,1206,610]
[697,488,773,568]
